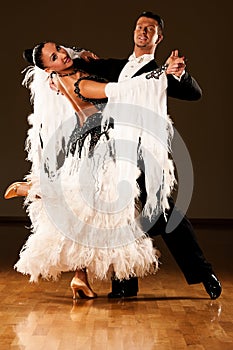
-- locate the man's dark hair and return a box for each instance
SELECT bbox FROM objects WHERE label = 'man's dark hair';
[136,11,164,33]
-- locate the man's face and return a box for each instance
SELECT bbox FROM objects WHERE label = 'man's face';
[134,17,160,49]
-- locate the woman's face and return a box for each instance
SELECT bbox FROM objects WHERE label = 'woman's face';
[42,42,74,73]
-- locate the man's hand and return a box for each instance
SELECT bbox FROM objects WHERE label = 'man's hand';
[80,50,99,61]
[166,50,186,77]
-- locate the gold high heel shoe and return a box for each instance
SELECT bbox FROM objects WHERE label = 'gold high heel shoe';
[4,182,28,199]
[70,277,97,300]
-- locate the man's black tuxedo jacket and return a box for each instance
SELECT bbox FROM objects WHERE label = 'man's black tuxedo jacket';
[74,57,202,101]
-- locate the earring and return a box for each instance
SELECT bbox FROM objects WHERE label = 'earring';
[50,71,56,79]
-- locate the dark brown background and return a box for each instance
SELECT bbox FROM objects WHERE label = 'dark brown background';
[0,0,232,219]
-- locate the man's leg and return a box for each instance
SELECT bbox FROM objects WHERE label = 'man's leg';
[108,202,221,299]
[147,199,222,299]
[108,171,221,300]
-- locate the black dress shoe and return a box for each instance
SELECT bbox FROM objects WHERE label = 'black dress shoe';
[108,277,138,298]
[108,290,137,298]
[203,273,222,300]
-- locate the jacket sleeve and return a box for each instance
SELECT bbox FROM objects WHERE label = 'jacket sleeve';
[167,71,202,101]
[74,58,126,82]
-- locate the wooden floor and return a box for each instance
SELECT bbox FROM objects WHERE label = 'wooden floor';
[0,222,233,350]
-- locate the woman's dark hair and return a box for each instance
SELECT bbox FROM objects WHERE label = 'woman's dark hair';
[23,42,47,69]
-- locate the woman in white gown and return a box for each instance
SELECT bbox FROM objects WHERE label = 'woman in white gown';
[5,42,179,299]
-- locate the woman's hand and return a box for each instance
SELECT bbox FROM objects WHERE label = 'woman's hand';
[48,74,62,94]
[166,50,186,77]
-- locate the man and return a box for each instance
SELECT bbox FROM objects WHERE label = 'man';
[75,11,221,300]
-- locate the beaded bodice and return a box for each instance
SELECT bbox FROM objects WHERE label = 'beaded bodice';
[67,112,113,158]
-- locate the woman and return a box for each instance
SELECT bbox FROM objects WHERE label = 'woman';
[5,42,177,300]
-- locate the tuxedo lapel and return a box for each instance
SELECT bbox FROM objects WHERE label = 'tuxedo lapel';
[132,60,158,77]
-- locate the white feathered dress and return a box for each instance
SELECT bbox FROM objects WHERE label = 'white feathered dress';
[14,66,175,282]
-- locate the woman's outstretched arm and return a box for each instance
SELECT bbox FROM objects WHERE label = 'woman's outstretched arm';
[78,79,108,99]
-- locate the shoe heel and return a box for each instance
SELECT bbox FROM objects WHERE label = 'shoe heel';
[71,286,78,300]
[70,277,97,300]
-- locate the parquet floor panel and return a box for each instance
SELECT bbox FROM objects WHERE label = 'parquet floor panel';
[0,223,232,349]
